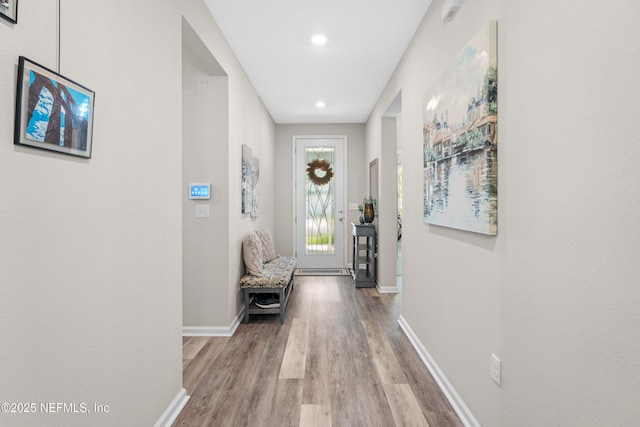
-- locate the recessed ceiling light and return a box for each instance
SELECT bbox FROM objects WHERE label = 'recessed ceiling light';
[316,101,326,108]
[311,33,328,46]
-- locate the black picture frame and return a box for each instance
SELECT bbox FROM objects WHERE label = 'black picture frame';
[14,56,95,158]
[0,0,18,24]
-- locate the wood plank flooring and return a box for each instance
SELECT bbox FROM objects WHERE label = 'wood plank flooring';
[174,275,462,427]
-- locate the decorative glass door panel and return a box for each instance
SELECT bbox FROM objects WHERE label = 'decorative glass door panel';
[305,147,335,255]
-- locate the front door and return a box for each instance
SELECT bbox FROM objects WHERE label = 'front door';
[294,136,346,268]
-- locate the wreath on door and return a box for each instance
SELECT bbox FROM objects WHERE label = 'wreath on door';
[306,158,334,186]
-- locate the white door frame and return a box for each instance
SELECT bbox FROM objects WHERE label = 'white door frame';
[292,135,348,268]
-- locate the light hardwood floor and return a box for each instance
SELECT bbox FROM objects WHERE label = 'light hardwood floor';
[175,275,462,427]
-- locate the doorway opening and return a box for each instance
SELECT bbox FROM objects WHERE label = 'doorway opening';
[181,18,229,329]
[380,90,402,293]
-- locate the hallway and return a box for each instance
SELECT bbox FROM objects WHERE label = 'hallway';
[175,276,462,426]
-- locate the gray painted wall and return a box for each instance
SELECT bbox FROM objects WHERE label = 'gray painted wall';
[0,1,183,425]
[182,34,230,327]
[367,0,640,425]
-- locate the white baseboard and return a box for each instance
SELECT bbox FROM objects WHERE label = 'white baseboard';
[182,307,244,337]
[398,316,480,427]
[376,283,400,293]
[154,388,189,427]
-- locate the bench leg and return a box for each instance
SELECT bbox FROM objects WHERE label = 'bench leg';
[244,289,250,323]
[279,287,286,324]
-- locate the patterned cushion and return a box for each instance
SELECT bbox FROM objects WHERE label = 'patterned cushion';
[240,256,297,288]
[242,232,264,276]
[255,229,276,262]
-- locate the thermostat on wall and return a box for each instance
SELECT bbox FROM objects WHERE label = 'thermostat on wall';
[189,183,211,199]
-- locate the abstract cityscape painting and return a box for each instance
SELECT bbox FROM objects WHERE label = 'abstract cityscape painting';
[423,21,498,235]
[14,56,95,158]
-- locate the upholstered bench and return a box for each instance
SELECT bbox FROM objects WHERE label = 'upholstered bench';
[240,230,296,324]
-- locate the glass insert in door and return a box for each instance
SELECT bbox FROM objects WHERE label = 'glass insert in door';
[305,147,335,255]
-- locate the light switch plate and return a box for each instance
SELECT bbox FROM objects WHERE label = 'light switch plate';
[196,204,210,218]
[491,353,501,386]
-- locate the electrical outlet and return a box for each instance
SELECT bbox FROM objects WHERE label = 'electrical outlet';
[491,354,501,386]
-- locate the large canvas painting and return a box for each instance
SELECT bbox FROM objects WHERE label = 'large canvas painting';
[423,21,498,235]
[242,144,259,217]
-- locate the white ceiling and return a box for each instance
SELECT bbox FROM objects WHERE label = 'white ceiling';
[203,0,434,124]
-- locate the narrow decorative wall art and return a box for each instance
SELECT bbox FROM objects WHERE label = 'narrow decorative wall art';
[423,21,498,235]
[14,56,95,158]
[241,144,260,217]
[0,0,18,24]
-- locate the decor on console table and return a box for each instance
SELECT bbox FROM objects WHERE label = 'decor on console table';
[14,56,95,158]
[362,197,376,223]
[358,196,376,224]
[358,204,365,224]
[358,197,376,224]
[0,0,18,24]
